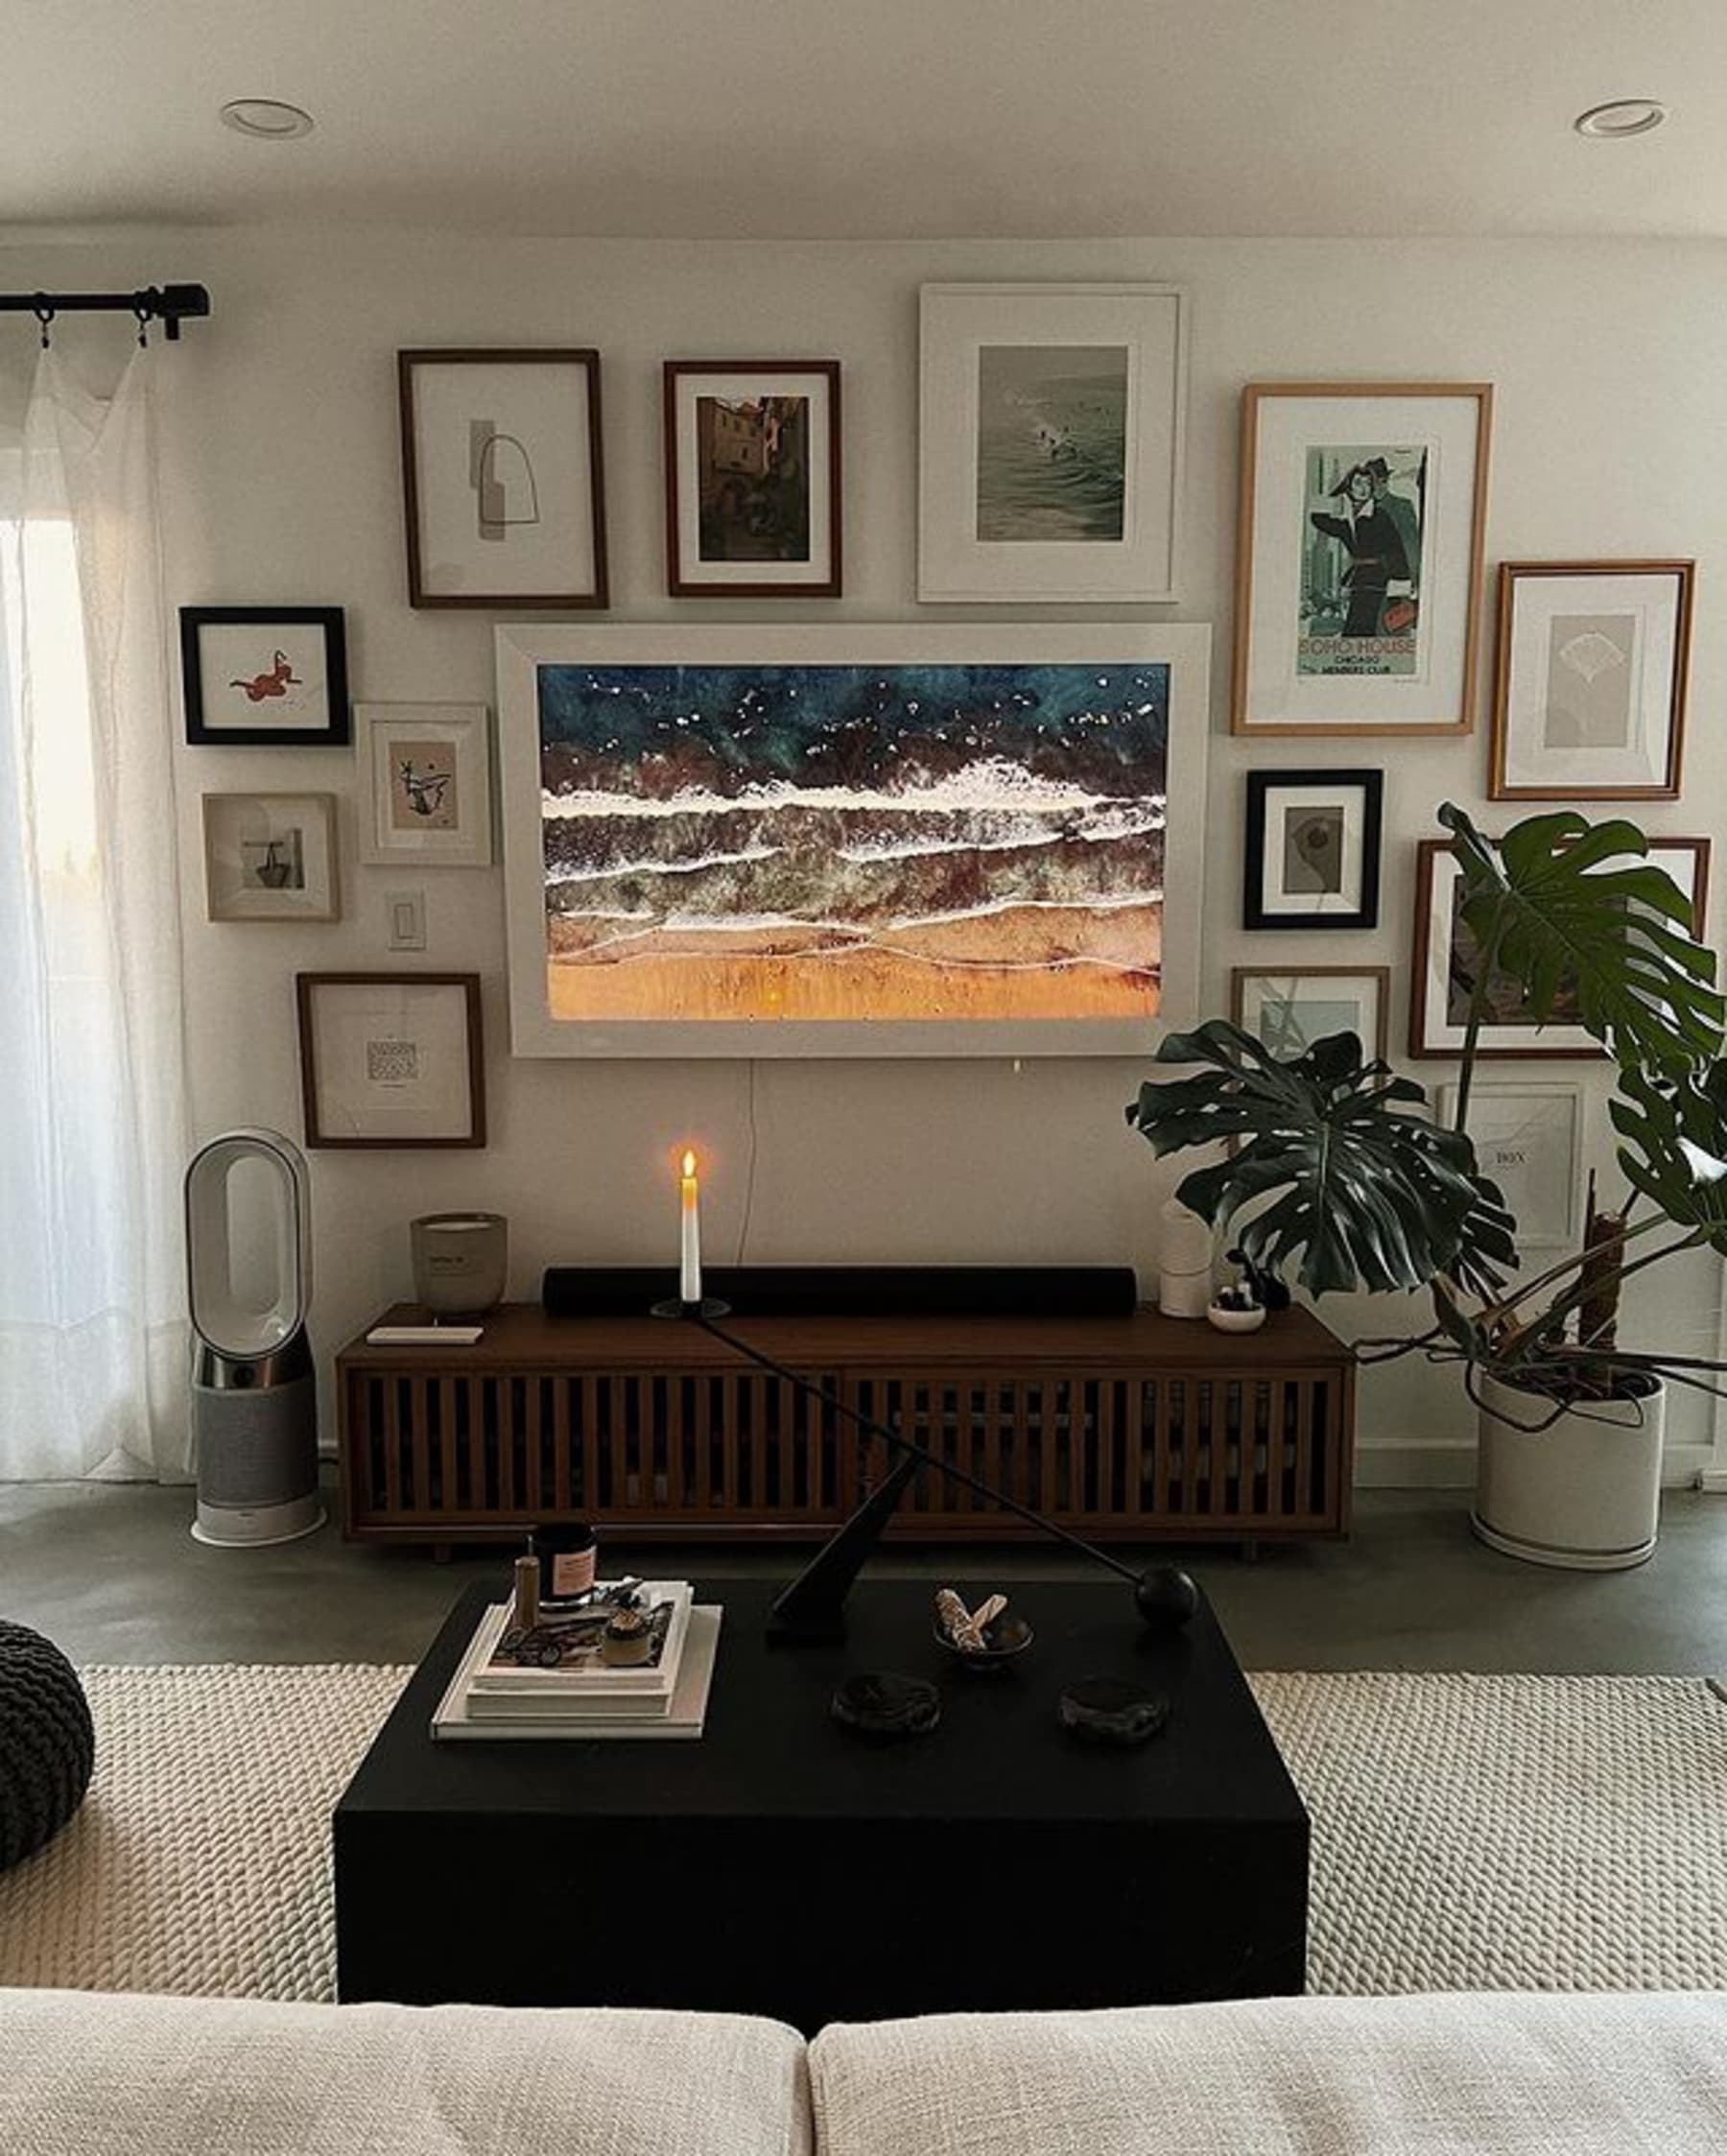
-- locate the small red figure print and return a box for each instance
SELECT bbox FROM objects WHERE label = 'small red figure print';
[230,650,303,702]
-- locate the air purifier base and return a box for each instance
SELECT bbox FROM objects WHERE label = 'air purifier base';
[191,1497,327,1550]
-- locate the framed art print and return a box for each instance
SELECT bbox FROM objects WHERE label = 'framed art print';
[1232,383,1493,736]
[1438,1082,1582,1246]
[662,361,841,597]
[1243,768,1383,930]
[202,793,339,922]
[398,349,608,609]
[181,607,349,746]
[917,283,1188,604]
[1232,966,1389,1059]
[296,972,485,1148]
[356,703,493,867]
[495,621,1211,1058]
[1410,835,1710,1057]
[1489,560,1693,800]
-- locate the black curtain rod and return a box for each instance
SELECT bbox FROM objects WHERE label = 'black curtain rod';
[0,284,211,341]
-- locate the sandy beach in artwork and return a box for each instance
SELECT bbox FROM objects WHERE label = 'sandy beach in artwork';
[546,901,1162,1022]
[531,658,1171,1030]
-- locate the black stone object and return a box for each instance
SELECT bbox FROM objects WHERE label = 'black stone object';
[1135,1564,1201,1628]
[1059,1675,1171,1748]
[0,1621,95,1873]
[831,1670,941,1741]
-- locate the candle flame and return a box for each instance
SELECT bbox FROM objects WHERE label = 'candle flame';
[681,1148,698,1179]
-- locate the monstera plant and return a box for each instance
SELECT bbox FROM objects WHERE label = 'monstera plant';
[1126,802,1727,1570]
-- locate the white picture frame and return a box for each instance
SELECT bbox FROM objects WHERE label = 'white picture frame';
[1232,966,1389,1060]
[1439,1082,1582,1247]
[495,621,1211,1059]
[1410,836,1711,1057]
[202,793,339,922]
[1233,383,1492,736]
[356,702,494,867]
[917,282,1188,604]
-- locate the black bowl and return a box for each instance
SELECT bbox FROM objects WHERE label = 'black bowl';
[933,1612,1034,1671]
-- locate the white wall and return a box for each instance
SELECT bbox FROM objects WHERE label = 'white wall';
[4,227,1724,1481]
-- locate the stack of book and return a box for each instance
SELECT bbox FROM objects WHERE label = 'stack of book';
[431,1581,722,1741]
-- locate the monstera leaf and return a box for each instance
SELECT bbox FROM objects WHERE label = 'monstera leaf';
[1610,1061,1727,1254]
[1441,803,1722,1069]
[1126,1020,1515,1298]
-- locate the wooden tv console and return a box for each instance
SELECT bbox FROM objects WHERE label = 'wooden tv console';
[335,1302,1355,1549]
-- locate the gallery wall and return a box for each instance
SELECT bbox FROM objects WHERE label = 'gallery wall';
[3,225,1724,1481]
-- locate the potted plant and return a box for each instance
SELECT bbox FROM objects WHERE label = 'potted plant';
[1126,802,1727,1570]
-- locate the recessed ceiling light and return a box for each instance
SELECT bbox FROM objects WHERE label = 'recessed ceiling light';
[1573,98,1668,139]
[220,98,316,141]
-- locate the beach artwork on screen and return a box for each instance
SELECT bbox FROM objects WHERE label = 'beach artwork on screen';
[531,660,1170,1024]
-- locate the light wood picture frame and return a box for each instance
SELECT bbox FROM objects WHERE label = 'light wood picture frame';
[662,360,841,597]
[1409,835,1711,1058]
[202,793,339,922]
[356,702,494,867]
[296,972,485,1149]
[1489,559,1693,800]
[1232,965,1390,1060]
[398,349,608,610]
[1232,382,1493,737]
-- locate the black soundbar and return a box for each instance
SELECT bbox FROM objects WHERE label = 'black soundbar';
[540,1264,1139,1320]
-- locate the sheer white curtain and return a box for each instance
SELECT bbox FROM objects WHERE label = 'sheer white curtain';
[0,348,192,1479]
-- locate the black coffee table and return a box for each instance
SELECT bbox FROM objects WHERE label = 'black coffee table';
[334,1577,1307,2029]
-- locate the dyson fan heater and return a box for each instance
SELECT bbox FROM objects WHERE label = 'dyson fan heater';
[184,1128,324,1547]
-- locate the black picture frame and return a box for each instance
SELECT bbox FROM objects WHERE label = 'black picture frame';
[1243,767,1383,932]
[180,606,350,746]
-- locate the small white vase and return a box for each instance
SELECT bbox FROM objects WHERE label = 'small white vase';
[1471,1370,1666,1572]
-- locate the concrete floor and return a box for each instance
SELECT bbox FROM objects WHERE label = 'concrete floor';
[3,1476,1725,1672]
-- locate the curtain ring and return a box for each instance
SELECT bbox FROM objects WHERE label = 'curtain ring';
[32,296,54,350]
[133,299,152,349]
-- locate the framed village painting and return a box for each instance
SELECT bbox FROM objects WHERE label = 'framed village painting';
[662,361,841,596]
[1232,383,1492,736]
[1410,834,1710,1057]
[495,623,1211,1057]
[1489,559,1693,801]
[917,284,1188,604]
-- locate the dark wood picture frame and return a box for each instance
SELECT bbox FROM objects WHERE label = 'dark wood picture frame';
[1231,963,1390,1060]
[1488,558,1693,802]
[1408,834,1711,1059]
[398,349,609,610]
[661,359,842,598]
[180,605,349,746]
[1243,767,1384,931]
[296,972,486,1149]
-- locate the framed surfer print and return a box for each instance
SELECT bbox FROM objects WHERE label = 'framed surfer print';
[917,283,1189,604]
[1232,383,1493,737]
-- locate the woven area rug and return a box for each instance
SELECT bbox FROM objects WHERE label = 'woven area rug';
[1,1664,1724,2002]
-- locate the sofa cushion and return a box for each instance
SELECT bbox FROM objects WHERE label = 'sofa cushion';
[810,1992,1727,2156]
[0,1988,810,2156]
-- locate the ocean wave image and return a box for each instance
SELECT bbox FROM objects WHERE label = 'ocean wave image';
[975,345,1128,544]
[535,662,1169,1024]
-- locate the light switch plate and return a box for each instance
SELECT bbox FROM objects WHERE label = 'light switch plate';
[386,888,427,952]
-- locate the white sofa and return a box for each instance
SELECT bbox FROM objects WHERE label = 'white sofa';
[2,1987,1726,2154]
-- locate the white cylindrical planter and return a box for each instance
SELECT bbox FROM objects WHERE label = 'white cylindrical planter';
[1471,1371,1666,1572]
[1158,1197,1214,1319]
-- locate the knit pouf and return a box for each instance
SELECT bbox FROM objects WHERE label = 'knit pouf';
[0,1622,94,1873]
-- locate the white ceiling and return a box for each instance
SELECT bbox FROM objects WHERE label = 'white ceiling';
[5,0,1722,241]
